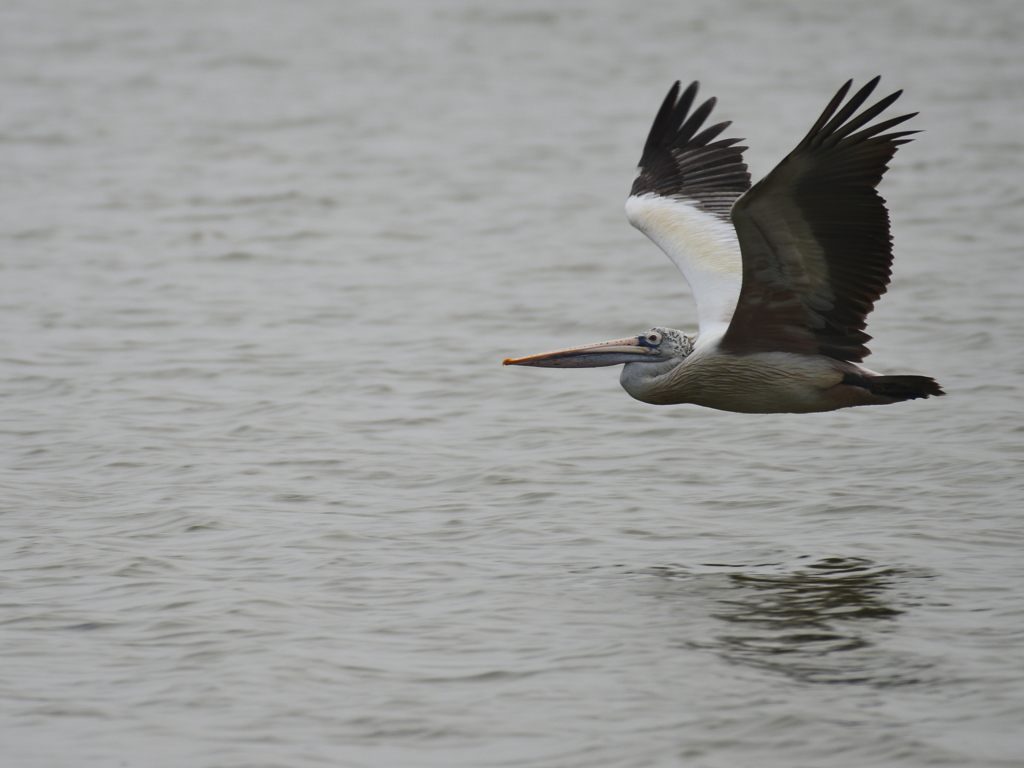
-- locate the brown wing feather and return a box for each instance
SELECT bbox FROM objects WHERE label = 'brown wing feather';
[720,77,917,362]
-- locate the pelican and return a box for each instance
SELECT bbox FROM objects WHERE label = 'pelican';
[504,77,944,413]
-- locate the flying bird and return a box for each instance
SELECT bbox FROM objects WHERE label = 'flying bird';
[503,78,943,413]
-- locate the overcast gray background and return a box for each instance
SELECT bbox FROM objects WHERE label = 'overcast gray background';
[2,1,1023,766]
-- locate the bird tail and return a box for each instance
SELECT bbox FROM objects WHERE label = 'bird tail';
[844,373,945,401]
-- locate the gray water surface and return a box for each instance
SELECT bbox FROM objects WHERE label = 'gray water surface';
[2,1,1024,766]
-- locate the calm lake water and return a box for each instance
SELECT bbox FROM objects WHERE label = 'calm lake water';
[2,1,1023,766]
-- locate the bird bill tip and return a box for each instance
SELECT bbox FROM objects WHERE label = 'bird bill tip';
[503,353,546,366]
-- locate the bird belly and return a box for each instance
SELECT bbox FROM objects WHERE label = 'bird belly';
[628,353,876,413]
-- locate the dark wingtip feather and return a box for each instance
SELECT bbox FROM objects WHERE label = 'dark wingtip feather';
[641,81,682,159]
[632,80,751,217]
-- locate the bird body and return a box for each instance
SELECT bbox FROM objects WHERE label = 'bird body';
[622,343,891,413]
[504,78,944,413]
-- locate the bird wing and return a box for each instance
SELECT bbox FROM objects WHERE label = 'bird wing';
[625,82,751,339]
[720,78,917,362]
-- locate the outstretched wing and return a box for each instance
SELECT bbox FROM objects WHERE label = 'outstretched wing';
[721,77,917,362]
[625,81,751,338]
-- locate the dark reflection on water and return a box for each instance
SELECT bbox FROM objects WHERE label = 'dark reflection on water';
[643,557,936,686]
[712,557,908,684]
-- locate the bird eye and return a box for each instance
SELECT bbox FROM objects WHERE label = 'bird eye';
[645,331,662,345]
